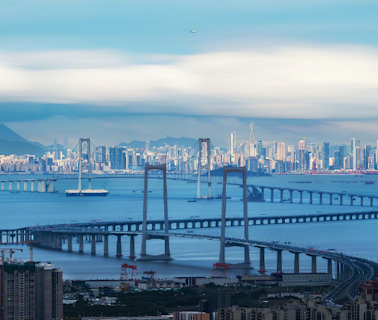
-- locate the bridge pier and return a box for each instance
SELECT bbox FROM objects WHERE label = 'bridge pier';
[9,181,12,192]
[79,235,84,253]
[104,235,109,256]
[336,262,340,281]
[299,191,303,204]
[350,196,353,206]
[361,197,363,206]
[67,235,73,252]
[31,181,34,192]
[47,180,55,193]
[309,192,313,204]
[260,187,265,200]
[16,181,20,192]
[91,235,96,254]
[116,235,123,257]
[271,189,274,202]
[294,252,300,273]
[319,193,323,205]
[371,198,374,206]
[57,235,62,250]
[24,181,27,192]
[1,182,3,191]
[276,249,283,273]
[129,235,136,259]
[311,255,317,273]
[340,195,343,205]
[289,191,293,203]
[330,194,332,205]
[258,247,266,273]
[280,190,283,203]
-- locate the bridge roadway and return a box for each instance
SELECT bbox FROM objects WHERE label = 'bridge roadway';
[3,173,378,207]
[21,227,378,303]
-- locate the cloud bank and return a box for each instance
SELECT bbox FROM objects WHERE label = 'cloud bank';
[1,45,378,119]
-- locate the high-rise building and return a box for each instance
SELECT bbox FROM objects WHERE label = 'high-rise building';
[351,138,357,171]
[0,261,63,320]
[334,151,340,169]
[257,141,263,155]
[323,142,329,170]
[277,142,285,161]
[146,141,150,153]
[230,132,236,158]
[249,123,255,157]
[339,145,345,169]
[365,145,372,169]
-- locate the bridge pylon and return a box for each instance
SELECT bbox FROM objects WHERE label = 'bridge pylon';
[219,166,251,269]
[139,164,171,261]
[196,138,212,199]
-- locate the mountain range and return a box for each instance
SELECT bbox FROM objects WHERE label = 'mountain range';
[117,136,197,149]
[0,124,198,156]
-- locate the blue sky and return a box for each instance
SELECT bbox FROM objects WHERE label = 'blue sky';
[1,0,378,147]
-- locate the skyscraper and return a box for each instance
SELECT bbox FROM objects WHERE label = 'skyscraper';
[230,132,236,158]
[339,145,345,168]
[351,138,357,171]
[249,122,255,157]
[146,141,150,153]
[323,142,329,170]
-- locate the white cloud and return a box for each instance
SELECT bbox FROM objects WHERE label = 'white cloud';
[1,45,378,119]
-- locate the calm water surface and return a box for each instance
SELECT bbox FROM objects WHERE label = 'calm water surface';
[1,174,377,279]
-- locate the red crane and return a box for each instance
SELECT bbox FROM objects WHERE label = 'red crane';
[120,263,138,280]
[212,263,231,277]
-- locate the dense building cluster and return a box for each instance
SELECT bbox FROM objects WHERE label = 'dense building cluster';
[1,131,378,174]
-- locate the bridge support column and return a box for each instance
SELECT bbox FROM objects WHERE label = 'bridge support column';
[361,197,363,206]
[219,166,250,269]
[319,193,322,205]
[261,187,265,200]
[47,180,55,193]
[336,262,340,281]
[24,181,27,192]
[129,235,136,258]
[9,182,12,191]
[1,182,3,191]
[57,235,62,250]
[140,164,171,261]
[17,181,20,191]
[91,235,96,254]
[299,191,303,204]
[271,189,274,202]
[259,247,266,273]
[340,195,343,205]
[31,181,34,192]
[52,235,57,249]
[311,255,317,273]
[309,192,312,204]
[276,250,283,273]
[104,235,109,256]
[67,235,73,252]
[294,252,300,273]
[289,191,293,203]
[116,235,123,257]
[330,194,332,205]
[327,258,332,276]
[280,190,283,203]
[371,198,374,206]
[79,235,84,253]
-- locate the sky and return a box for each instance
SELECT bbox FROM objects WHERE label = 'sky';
[1,0,378,147]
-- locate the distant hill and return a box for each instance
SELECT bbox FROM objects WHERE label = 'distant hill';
[0,139,45,156]
[117,136,198,149]
[0,123,29,142]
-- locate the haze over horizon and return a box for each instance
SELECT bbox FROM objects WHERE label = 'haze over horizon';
[1,1,378,146]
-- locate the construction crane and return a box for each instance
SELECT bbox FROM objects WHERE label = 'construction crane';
[0,241,40,262]
[0,248,22,320]
[120,263,138,280]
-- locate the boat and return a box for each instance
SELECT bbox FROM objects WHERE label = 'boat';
[188,200,197,203]
[365,181,375,185]
[66,189,109,196]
